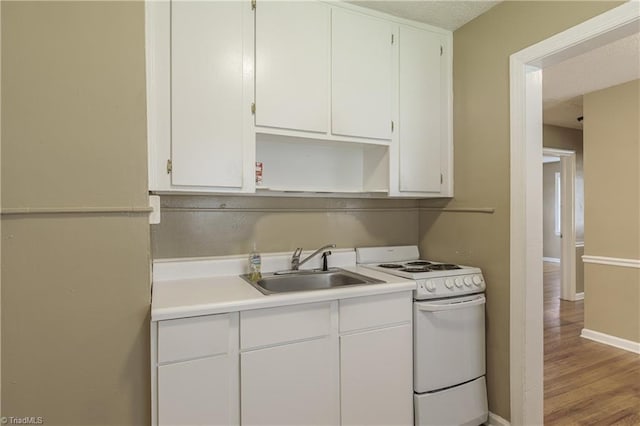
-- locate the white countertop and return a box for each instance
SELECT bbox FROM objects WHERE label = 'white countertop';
[152,260,415,322]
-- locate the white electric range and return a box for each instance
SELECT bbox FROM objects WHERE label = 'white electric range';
[356,245,489,426]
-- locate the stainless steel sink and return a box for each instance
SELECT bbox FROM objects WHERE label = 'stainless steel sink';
[240,268,385,295]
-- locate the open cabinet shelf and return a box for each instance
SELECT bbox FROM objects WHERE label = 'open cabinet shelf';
[256,133,389,194]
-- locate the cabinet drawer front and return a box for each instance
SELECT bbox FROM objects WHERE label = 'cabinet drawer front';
[158,314,233,363]
[339,291,412,333]
[241,302,333,350]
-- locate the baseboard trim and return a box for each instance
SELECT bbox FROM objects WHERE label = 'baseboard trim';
[582,255,640,269]
[581,328,640,354]
[574,292,584,301]
[487,412,510,426]
[543,257,560,263]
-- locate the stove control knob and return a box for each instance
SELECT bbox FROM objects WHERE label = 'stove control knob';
[454,278,463,288]
[445,279,454,289]
[425,280,437,292]
[464,276,473,287]
[473,275,483,286]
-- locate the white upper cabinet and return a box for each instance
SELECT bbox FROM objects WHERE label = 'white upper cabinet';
[146,0,452,197]
[255,1,329,133]
[331,9,394,141]
[145,0,254,192]
[171,1,245,188]
[398,25,443,194]
[389,24,452,197]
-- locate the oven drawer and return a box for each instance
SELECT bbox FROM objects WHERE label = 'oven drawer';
[414,376,488,426]
[413,294,485,393]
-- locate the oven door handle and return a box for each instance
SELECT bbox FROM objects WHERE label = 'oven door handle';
[416,295,485,312]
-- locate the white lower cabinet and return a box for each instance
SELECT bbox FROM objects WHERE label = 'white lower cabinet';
[240,301,340,426]
[158,356,237,426]
[340,324,413,426]
[339,292,413,426]
[241,337,340,426]
[153,313,240,426]
[152,293,412,425]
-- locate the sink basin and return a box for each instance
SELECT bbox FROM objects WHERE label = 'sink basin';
[240,269,385,295]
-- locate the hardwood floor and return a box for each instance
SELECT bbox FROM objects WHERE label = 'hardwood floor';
[544,262,640,425]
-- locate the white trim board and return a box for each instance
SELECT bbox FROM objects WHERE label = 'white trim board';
[582,255,640,269]
[543,257,560,263]
[487,411,511,426]
[581,329,640,354]
[509,2,640,425]
[575,292,584,301]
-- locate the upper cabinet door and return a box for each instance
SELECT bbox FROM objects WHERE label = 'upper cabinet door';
[398,26,442,193]
[255,1,329,133]
[171,1,245,187]
[331,9,393,141]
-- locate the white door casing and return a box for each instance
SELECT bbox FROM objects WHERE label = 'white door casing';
[510,2,640,424]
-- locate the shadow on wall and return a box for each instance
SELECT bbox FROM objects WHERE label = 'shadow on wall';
[150,195,421,258]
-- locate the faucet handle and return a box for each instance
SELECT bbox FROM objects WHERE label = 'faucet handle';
[291,247,303,269]
[321,251,332,272]
[292,247,302,259]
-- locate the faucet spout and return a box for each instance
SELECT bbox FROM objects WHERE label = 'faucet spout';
[290,244,336,270]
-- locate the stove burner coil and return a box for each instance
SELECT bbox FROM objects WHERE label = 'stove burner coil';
[400,267,431,273]
[378,263,403,269]
[427,264,461,271]
[405,261,432,266]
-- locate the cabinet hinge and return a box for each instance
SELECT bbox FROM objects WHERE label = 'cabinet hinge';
[391,34,394,44]
[251,102,256,115]
[391,121,394,132]
[251,0,256,10]
[440,173,443,184]
[440,46,443,56]
[166,159,172,174]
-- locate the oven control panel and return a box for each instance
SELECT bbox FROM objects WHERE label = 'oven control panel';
[415,273,486,299]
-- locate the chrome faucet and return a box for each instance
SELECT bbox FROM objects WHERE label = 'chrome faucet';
[291,244,336,271]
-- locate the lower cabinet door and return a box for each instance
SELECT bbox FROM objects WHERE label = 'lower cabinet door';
[340,324,413,426]
[241,337,339,426]
[158,355,238,426]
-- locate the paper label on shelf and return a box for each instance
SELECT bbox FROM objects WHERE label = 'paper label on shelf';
[255,161,263,185]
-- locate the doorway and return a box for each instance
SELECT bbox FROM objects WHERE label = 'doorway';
[542,147,577,301]
[509,2,640,424]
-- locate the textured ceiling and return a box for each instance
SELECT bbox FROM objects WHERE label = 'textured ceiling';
[543,32,640,129]
[349,0,502,31]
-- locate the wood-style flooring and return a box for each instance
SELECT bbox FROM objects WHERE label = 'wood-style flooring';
[544,262,640,425]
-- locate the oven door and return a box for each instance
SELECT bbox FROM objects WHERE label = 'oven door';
[414,294,485,393]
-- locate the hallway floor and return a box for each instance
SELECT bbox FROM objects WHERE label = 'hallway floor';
[544,262,640,425]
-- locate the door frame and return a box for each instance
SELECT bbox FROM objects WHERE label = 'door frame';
[542,148,577,301]
[509,2,640,424]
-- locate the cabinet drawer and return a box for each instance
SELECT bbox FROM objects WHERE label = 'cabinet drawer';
[158,314,234,363]
[339,291,411,333]
[241,302,333,350]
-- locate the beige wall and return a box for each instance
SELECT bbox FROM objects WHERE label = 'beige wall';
[1,2,151,425]
[419,1,621,420]
[583,79,640,343]
[583,80,640,260]
[576,244,585,295]
[152,196,419,258]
